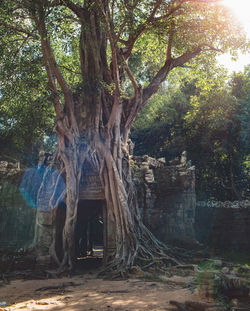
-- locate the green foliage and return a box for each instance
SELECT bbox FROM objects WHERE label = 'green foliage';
[132,65,250,200]
[132,68,191,158]
[0,1,83,164]
[0,29,55,163]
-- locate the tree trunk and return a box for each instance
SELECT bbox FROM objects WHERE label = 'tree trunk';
[35,2,186,276]
[59,149,80,271]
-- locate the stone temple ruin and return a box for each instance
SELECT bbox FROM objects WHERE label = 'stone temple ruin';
[0,151,197,264]
[32,151,197,264]
[1,151,249,264]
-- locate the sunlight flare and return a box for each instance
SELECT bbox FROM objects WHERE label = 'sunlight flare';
[221,0,250,36]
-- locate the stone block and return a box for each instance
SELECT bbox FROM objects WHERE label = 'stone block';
[157,157,166,164]
[0,161,8,171]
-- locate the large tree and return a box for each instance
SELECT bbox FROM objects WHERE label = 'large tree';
[0,0,247,275]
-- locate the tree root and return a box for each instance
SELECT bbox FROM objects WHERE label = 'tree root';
[99,239,193,279]
[169,300,222,311]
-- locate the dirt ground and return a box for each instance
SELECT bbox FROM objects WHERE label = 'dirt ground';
[0,272,205,311]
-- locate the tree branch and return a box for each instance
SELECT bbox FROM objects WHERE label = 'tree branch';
[39,27,73,114]
[12,35,31,60]
[142,43,221,107]
[119,0,163,60]
[0,20,35,37]
[120,0,222,130]
[58,65,81,75]
[166,21,175,61]
[27,2,79,137]
[119,0,220,59]
[120,54,139,93]
[124,88,142,131]
[47,0,84,18]
[142,60,173,106]
[95,0,121,133]
[114,0,140,43]
[40,37,64,120]
[172,44,221,67]
[152,2,184,23]
[63,0,84,18]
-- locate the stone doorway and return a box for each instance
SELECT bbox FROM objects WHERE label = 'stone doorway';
[34,167,116,265]
[75,200,104,259]
[54,200,105,264]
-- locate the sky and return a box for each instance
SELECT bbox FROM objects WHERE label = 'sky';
[217,0,250,72]
[218,53,249,73]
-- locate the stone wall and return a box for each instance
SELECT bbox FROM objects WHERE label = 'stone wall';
[195,200,250,253]
[0,161,36,250]
[134,153,198,247]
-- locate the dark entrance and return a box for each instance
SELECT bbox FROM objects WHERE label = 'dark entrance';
[75,200,104,259]
[55,201,66,261]
[55,200,104,265]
